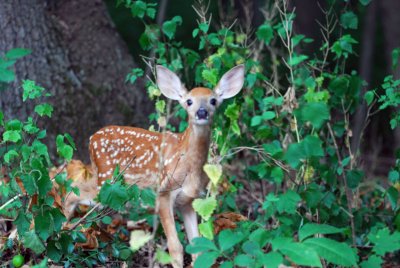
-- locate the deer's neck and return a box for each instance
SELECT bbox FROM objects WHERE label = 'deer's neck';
[181,123,211,168]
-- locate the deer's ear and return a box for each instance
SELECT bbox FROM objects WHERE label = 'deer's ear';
[156,65,187,100]
[215,65,245,101]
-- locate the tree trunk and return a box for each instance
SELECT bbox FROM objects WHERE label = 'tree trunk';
[0,0,152,161]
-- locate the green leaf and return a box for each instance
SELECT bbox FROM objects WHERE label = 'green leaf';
[359,0,372,5]
[299,223,344,241]
[261,252,283,268]
[5,48,32,59]
[131,1,146,18]
[194,251,219,268]
[285,136,324,168]
[162,16,182,39]
[234,254,255,267]
[129,230,152,251]
[3,130,22,143]
[279,242,322,267]
[20,174,37,196]
[364,91,375,105]
[199,23,209,33]
[22,80,45,101]
[256,23,273,44]
[34,103,53,117]
[155,249,172,265]
[249,229,270,248]
[4,149,19,163]
[262,111,276,120]
[186,237,218,254]
[199,220,214,240]
[22,230,45,254]
[99,181,129,210]
[192,28,199,38]
[360,255,383,268]
[368,228,400,256]
[387,186,399,210]
[0,68,15,82]
[251,115,263,127]
[341,11,358,29]
[303,237,357,267]
[203,164,222,186]
[288,54,308,66]
[346,169,364,189]
[298,102,330,128]
[276,190,301,214]
[202,69,218,86]
[389,170,400,183]
[193,196,217,221]
[218,229,244,252]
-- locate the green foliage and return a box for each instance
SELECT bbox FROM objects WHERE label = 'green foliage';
[0,48,31,83]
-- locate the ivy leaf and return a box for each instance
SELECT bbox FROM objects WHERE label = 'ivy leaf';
[193,196,217,221]
[299,223,344,241]
[288,54,308,66]
[360,255,383,268]
[99,181,129,210]
[129,230,152,251]
[22,230,46,254]
[256,23,273,44]
[218,229,244,252]
[303,237,357,267]
[0,68,15,82]
[4,149,19,164]
[341,11,358,29]
[155,249,172,265]
[5,48,32,59]
[368,228,400,256]
[162,16,182,39]
[34,103,53,117]
[276,190,301,214]
[203,164,222,186]
[278,242,322,267]
[194,251,219,268]
[3,130,22,143]
[297,102,330,129]
[186,237,218,254]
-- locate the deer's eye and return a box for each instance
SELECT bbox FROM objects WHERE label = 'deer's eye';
[187,99,193,106]
[210,98,217,106]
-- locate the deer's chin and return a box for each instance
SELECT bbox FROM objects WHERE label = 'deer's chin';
[194,118,210,125]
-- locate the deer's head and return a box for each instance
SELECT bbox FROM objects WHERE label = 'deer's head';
[156,65,245,126]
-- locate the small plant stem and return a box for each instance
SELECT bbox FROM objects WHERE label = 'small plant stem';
[0,194,22,211]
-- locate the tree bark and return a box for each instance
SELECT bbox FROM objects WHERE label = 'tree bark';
[0,0,152,161]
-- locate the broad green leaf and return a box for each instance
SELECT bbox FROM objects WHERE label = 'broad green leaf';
[234,254,255,267]
[162,16,182,39]
[387,186,399,210]
[364,91,375,105]
[22,230,46,254]
[155,249,172,264]
[285,135,324,168]
[389,170,400,183]
[298,102,330,128]
[303,237,357,267]
[192,196,217,221]
[368,228,400,256]
[3,130,22,143]
[346,169,364,189]
[35,210,53,240]
[341,11,358,29]
[203,164,222,186]
[360,0,372,5]
[249,228,270,248]
[276,190,301,214]
[199,220,214,240]
[131,1,146,18]
[99,181,129,210]
[129,230,152,251]
[194,251,219,268]
[260,252,283,268]
[218,229,244,252]
[279,242,322,267]
[256,23,273,44]
[288,54,308,66]
[186,237,218,254]
[299,223,344,241]
[4,149,18,163]
[22,80,45,101]
[360,254,383,268]
[251,115,263,127]
[202,69,218,86]
[262,111,276,120]
[0,68,15,82]
[34,103,53,117]
[20,174,37,195]
[5,48,32,59]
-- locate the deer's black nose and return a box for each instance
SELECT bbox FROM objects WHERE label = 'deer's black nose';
[196,108,208,119]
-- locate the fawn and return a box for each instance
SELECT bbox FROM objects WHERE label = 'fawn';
[64,64,245,267]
